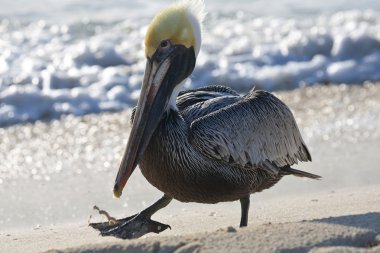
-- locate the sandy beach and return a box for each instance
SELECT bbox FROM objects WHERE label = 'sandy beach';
[1,186,379,253]
[1,83,379,252]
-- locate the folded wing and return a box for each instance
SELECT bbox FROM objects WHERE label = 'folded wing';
[189,90,311,175]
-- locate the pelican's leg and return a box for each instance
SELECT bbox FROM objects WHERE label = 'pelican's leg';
[239,195,250,227]
[90,194,173,239]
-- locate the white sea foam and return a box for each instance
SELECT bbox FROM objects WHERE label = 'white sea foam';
[1,9,380,126]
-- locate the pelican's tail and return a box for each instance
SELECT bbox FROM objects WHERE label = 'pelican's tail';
[281,166,321,180]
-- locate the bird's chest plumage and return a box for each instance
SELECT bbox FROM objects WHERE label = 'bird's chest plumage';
[138,111,259,203]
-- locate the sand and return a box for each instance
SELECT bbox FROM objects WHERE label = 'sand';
[2,186,380,253]
[1,84,379,253]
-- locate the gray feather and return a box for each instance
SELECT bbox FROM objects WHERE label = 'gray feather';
[136,85,316,204]
[189,90,311,170]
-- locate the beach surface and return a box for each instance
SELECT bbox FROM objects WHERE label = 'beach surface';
[1,84,380,252]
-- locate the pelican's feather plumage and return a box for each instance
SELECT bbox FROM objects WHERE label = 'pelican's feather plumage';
[128,85,316,204]
[188,89,311,176]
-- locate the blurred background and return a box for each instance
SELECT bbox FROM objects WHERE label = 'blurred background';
[1,0,380,126]
[0,0,379,232]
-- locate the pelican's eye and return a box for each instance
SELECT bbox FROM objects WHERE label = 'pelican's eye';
[159,40,170,49]
[153,39,172,62]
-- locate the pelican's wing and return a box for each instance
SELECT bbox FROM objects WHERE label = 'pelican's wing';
[189,90,311,175]
[177,85,239,111]
[132,85,239,124]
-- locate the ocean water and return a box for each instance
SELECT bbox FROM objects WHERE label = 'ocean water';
[1,0,380,126]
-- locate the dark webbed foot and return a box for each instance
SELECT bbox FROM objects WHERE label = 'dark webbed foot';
[90,195,173,239]
[89,205,171,239]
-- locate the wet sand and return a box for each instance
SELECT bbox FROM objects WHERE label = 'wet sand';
[0,83,379,252]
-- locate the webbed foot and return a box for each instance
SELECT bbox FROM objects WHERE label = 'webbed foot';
[89,206,171,239]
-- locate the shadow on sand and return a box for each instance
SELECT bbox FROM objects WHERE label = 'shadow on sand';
[315,212,380,233]
[280,212,380,253]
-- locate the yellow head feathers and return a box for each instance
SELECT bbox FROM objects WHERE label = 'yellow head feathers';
[145,0,205,58]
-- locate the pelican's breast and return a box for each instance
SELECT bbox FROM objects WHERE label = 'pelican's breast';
[139,110,258,203]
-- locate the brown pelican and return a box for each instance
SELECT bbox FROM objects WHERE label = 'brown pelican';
[90,0,320,239]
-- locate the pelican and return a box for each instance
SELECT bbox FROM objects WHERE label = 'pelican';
[90,0,320,239]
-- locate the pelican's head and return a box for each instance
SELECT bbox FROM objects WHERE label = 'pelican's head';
[145,0,204,59]
[113,1,205,198]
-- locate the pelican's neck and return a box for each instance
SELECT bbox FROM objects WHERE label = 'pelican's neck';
[167,80,185,111]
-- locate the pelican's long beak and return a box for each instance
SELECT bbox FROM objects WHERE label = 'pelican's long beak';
[113,44,196,198]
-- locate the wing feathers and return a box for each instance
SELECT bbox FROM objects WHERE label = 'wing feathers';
[190,90,311,169]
